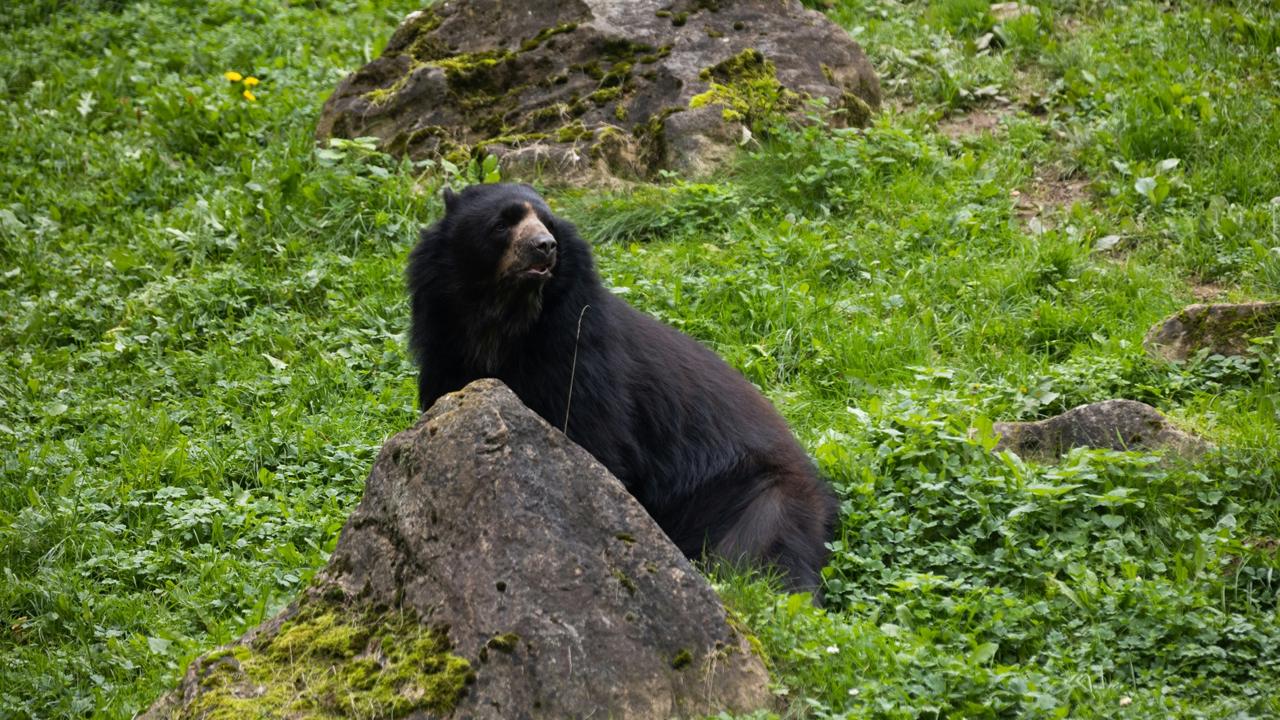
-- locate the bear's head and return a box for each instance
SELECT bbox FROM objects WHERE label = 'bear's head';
[436,183,560,289]
[409,183,594,367]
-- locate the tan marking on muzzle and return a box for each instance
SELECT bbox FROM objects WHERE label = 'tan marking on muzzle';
[513,202,550,244]
[498,203,553,277]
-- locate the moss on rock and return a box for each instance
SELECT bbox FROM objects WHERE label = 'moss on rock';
[398,9,447,62]
[589,86,623,105]
[430,50,517,95]
[1144,302,1280,362]
[555,121,594,142]
[361,63,425,107]
[689,48,800,128]
[486,633,520,653]
[519,22,579,52]
[611,567,638,594]
[180,601,472,720]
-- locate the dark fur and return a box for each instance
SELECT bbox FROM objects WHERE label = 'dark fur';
[407,184,838,595]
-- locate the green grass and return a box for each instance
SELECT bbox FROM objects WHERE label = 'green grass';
[2,0,1278,717]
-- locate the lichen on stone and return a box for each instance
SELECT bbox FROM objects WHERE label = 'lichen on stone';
[179,600,473,719]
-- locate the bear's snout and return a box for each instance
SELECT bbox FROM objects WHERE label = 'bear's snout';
[514,235,556,279]
[529,233,556,258]
[505,208,557,280]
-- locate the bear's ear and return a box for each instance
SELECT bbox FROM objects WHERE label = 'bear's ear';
[442,187,459,214]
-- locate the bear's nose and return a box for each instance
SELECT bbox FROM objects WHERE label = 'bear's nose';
[531,234,557,256]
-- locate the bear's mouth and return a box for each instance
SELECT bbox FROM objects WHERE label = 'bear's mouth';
[519,256,555,280]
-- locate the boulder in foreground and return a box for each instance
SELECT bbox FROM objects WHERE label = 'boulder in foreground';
[994,399,1207,461]
[143,379,771,719]
[315,0,881,182]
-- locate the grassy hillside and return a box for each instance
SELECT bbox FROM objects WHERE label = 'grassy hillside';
[1,0,1277,717]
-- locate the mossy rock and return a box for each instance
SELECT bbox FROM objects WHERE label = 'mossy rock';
[141,599,473,720]
[993,399,1208,461]
[1143,302,1280,362]
[315,0,880,184]
[142,380,771,719]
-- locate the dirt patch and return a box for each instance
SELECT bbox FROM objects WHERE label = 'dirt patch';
[1189,282,1226,301]
[937,106,1011,139]
[1013,165,1090,228]
[1057,15,1084,36]
[1249,537,1280,553]
[886,96,915,115]
[1012,68,1052,115]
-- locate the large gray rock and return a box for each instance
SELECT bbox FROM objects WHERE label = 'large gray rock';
[994,399,1207,460]
[1144,302,1280,362]
[316,0,880,182]
[143,379,771,719]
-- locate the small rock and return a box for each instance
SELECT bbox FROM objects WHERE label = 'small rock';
[1143,302,1280,362]
[990,2,1037,23]
[1094,234,1121,252]
[142,379,771,719]
[993,399,1207,460]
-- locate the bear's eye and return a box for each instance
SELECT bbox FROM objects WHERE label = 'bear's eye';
[499,204,527,225]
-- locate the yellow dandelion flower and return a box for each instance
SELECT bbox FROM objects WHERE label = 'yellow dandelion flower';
[224,71,243,82]
[243,76,260,87]
[243,89,257,102]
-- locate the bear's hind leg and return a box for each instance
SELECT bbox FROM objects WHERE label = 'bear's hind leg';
[714,477,834,601]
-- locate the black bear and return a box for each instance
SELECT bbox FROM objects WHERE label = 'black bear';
[407,183,837,595]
